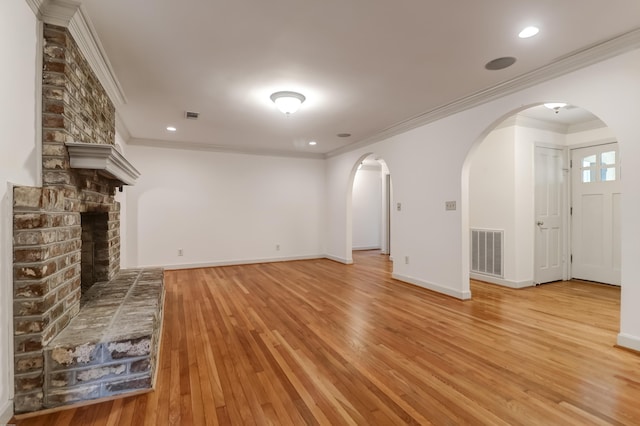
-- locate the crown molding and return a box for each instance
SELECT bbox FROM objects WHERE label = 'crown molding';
[68,5,127,105]
[567,119,607,134]
[327,28,640,158]
[515,115,569,134]
[37,0,81,27]
[24,0,128,106]
[24,0,45,17]
[129,138,326,160]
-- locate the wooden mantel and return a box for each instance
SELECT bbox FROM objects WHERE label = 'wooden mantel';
[65,141,140,186]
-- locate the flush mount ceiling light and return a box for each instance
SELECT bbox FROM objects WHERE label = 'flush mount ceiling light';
[308,141,317,146]
[519,26,539,39]
[544,102,568,113]
[544,102,568,110]
[270,91,306,115]
[166,126,177,132]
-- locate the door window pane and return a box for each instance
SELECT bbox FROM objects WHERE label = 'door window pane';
[601,151,616,166]
[582,170,594,183]
[582,155,596,168]
[601,167,616,182]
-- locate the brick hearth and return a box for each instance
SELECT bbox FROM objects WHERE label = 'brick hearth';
[44,269,164,407]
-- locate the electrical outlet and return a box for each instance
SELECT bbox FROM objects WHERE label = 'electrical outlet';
[178,248,183,256]
[397,202,402,211]
[276,244,280,251]
[445,201,456,211]
[404,256,409,264]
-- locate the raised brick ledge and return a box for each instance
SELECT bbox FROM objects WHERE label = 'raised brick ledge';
[42,268,164,408]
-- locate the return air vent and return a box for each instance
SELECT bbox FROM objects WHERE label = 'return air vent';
[470,229,503,278]
[185,111,199,120]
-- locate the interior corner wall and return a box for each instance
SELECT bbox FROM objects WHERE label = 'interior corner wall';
[352,167,382,250]
[114,132,129,269]
[0,0,39,420]
[468,125,519,285]
[124,145,325,269]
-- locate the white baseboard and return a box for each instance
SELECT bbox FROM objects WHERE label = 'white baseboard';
[469,273,534,289]
[324,254,353,265]
[0,399,13,425]
[392,273,471,300]
[161,254,325,270]
[352,246,381,251]
[617,333,640,352]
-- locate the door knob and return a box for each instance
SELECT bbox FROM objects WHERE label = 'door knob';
[537,221,544,226]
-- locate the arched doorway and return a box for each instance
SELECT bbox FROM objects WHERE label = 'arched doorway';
[463,102,621,288]
[347,154,392,263]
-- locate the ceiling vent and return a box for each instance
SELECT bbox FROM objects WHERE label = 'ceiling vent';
[185,111,199,120]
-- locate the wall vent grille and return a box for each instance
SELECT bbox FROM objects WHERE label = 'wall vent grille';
[471,229,504,278]
[185,111,199,119]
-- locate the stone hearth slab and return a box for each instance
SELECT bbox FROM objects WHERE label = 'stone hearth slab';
[42,268,164,408]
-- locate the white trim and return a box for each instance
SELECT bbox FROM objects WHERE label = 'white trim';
[68,5,127,106]
[35,21,44,187]
[327,28,640,158]
[567,138,617,150]
[392,273,472,300]
[617,333,640,352]
[24,0,45,19]
[568,119,608,134]
[352,246,381,251]
[65,141,140,185]
[515,115,569,134]
[2,184,16,423]
[40,0,81,27]
[324,254,353,265]
[0,399,13,425]
[470,272,534,289]
[129,138,325,160]
[157,254,326,271]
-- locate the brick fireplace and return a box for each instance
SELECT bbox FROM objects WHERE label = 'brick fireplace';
[12,23,162,413]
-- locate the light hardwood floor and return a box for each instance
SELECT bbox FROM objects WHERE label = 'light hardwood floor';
[13,250,640,425]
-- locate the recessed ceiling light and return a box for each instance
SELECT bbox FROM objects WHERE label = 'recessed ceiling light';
[166,126,177,132]
[519,26,539,39]
[337,133,351,138]
[308,141,317,146]
[485,56,517,71]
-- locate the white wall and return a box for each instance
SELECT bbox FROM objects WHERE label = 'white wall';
[469,125,519,285]
[0,0,39,421]
[352,166,382,250]
[114,132,129,268]
[325,49,640,351]
[125,145,325,269]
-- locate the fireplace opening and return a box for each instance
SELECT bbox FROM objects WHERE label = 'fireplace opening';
[80,212,110,296]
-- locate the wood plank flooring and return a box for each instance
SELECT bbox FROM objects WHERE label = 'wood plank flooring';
[13,250,640,425]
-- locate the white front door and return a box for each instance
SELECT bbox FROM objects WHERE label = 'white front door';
[571,143,621,285]
[535,146,566,284]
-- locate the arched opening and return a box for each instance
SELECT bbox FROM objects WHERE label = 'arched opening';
[463,101,621,302]
[346,153,393,264]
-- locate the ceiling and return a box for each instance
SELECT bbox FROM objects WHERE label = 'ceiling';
[518,104,602,129]
[81,0,640,157]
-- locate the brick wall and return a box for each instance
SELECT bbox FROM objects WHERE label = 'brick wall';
[13,24,120,413]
